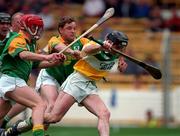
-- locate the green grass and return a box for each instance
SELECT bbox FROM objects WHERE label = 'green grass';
[21,126,180,136]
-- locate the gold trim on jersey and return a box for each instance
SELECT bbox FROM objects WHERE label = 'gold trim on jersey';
[74,60,108,81]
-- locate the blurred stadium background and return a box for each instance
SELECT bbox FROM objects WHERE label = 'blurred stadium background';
[2,0,180,135]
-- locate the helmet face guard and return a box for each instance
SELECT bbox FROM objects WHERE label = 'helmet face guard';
[27,24,43,40]
[0,12,11,24]
[20,14,44,40]
[0,12,11,36]
[106,31,128,49]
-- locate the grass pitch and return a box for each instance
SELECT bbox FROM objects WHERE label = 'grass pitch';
[21,126,180,136]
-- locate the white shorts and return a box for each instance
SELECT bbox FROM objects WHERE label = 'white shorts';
[0,74,27,100]
[61,71,98,103]
[35,69,60,92]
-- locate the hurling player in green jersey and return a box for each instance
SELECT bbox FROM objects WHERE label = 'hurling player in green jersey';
[35,16,90,113]
[0,13,11,62]
[0,14,65,136]
[0,12,25,129]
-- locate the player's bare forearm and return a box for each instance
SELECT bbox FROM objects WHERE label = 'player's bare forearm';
[55,44,74,55]
[82,44,102,55]
[55,44,82,59]
[19,51,65,62]
[38,60,63,68]
[19,51,48,61]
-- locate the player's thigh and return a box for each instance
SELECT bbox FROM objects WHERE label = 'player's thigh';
[82,94,108,117]
[40,85,58,102]
[56,89,66,100]
[0,98,11,119]
[5,86,44,108]
[52,91,75,115]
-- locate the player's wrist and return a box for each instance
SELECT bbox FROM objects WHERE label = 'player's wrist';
[44,54,51,61]
[66,49,74,56]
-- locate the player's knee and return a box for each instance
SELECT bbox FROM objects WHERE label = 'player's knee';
[47,103,54,112]
[99,109,111,120]
[30,97,47,109]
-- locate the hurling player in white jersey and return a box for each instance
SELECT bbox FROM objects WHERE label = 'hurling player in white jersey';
[44,30,129,136]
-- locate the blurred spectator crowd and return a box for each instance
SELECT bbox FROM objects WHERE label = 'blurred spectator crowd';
[0,0,180,32]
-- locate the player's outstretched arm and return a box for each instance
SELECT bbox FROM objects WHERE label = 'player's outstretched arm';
[54,44,81,59]
[81,42,102,56]
[38,53,66,68]
[19,51,65,62]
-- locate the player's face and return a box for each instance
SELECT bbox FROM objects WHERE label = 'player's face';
[11,14,23,32]
[30,24,43,40]
[113,43,126,52]
[25,24,43,41]
[0,22,10,37]
[60,22,76,43]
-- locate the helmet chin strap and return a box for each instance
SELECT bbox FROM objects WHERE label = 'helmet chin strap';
[25,26,41,40]
[27,26,38,36]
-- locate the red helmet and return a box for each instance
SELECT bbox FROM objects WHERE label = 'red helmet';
[20,14,44,40]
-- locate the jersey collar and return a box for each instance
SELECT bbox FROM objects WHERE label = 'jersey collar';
[59,36,66,44]
[19,30,31,43]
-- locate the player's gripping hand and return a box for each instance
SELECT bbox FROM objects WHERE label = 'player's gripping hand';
[71,50,82,59]
[118,57,127,72]
[45,53,66,63]
[102,40,113,52]
[52,53,67,65]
